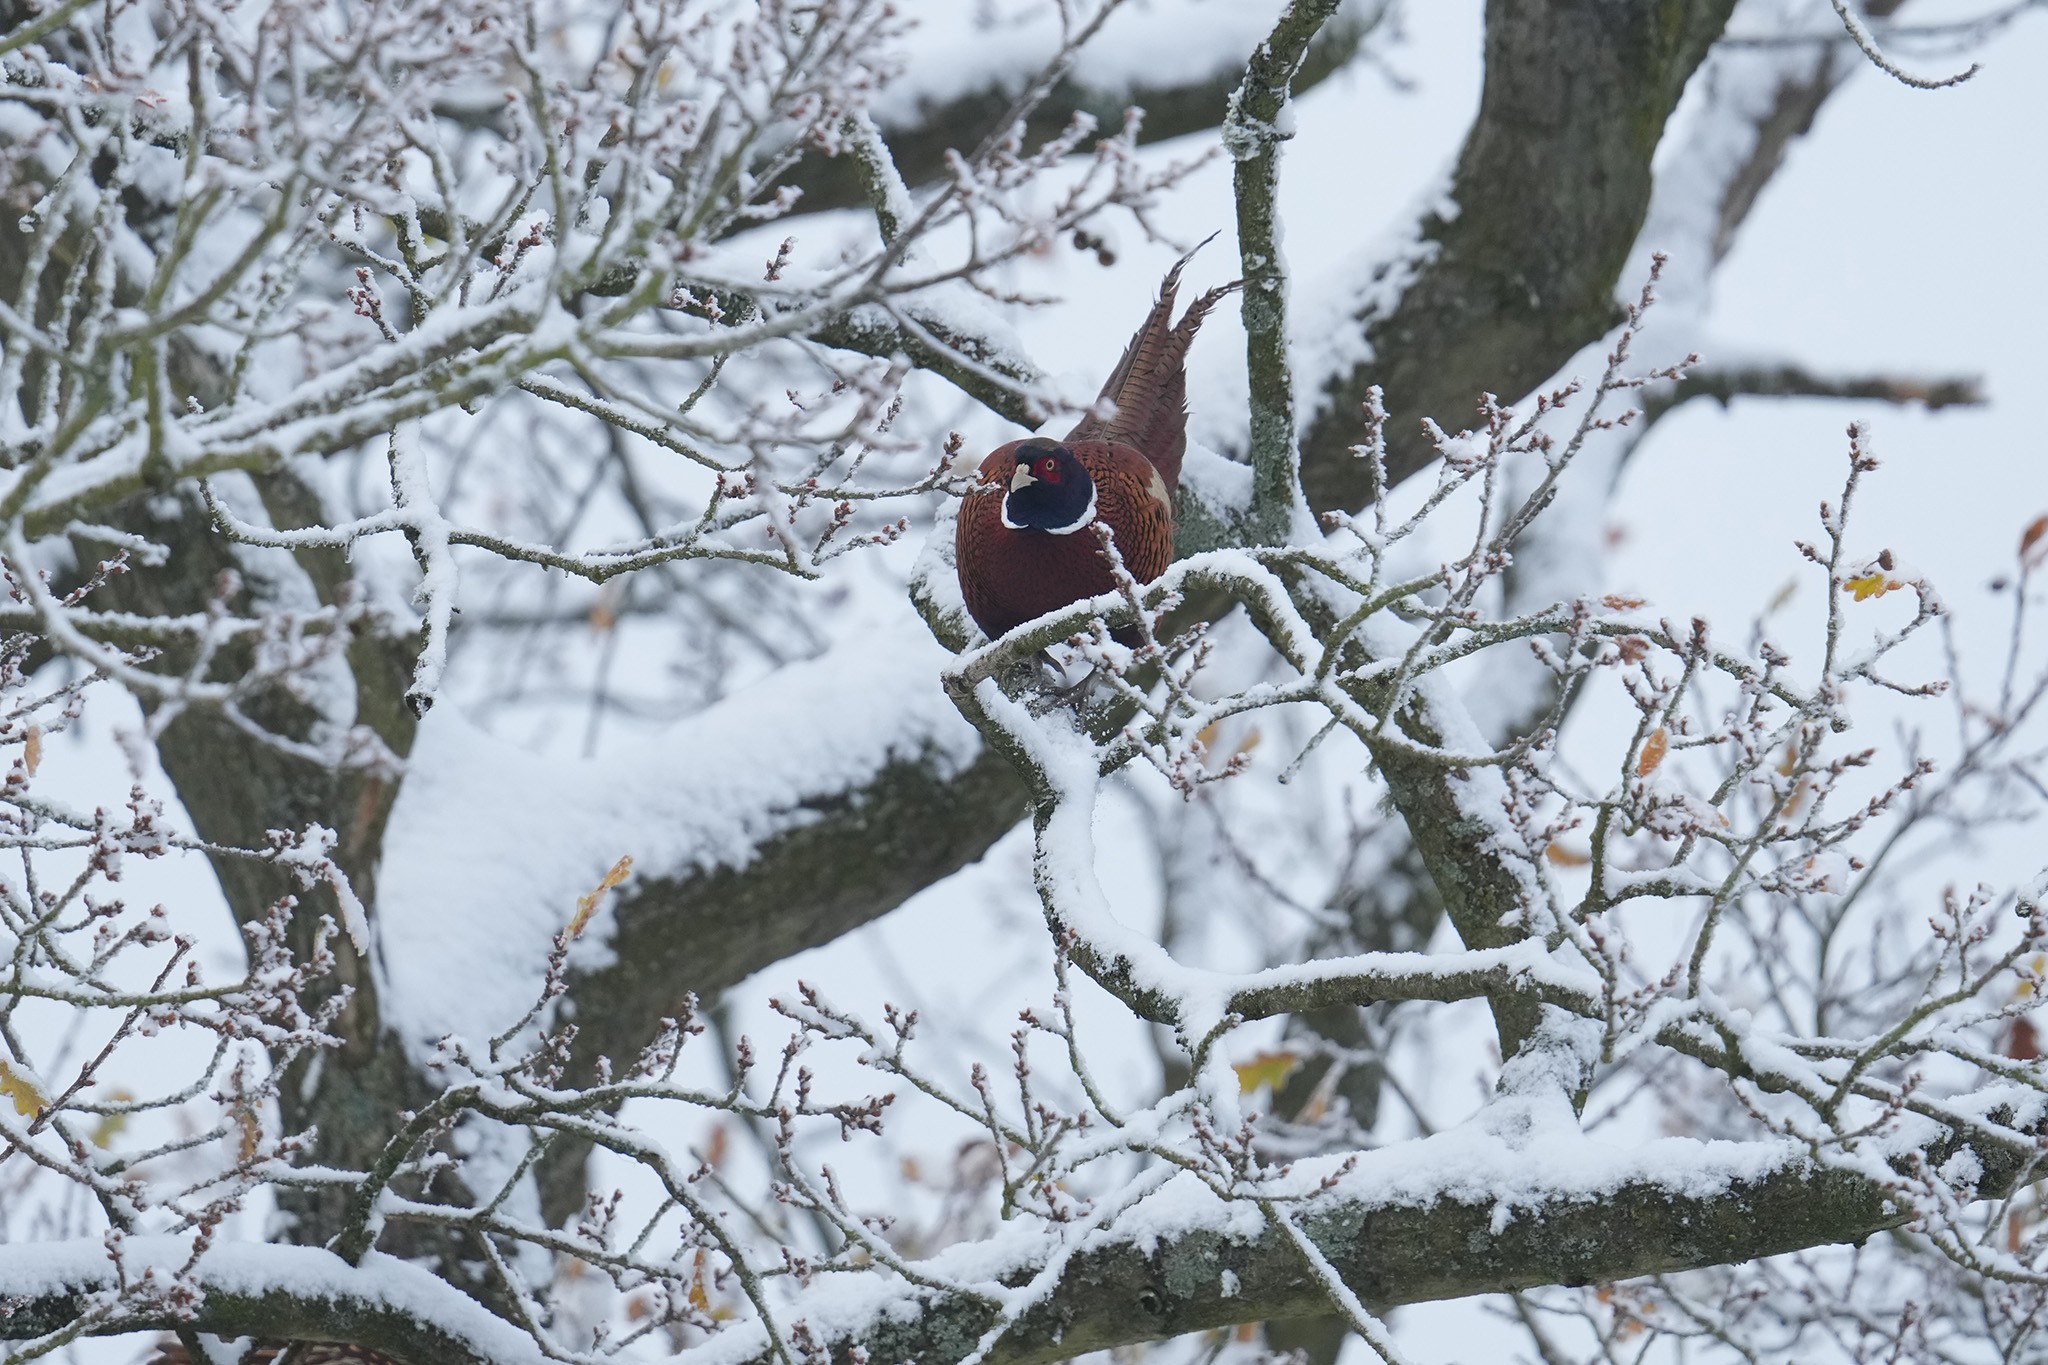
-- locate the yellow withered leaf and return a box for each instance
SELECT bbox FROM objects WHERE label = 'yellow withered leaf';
[1,1059,48,1118]
[1636,727,1669,777]
[1233,1050,1302,1095]
[688,1249,712,1314]
[569,854,634,937]
[23,725,39,777]
[90,1089,134,1146]
[1844,572,1898,602]
[1545,843,1591,867]
[1196,721,1258,771]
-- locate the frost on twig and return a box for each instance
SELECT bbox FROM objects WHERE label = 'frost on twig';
[1827,0,1981,88]
[0,587,362,1349]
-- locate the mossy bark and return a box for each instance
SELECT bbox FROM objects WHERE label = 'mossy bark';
[5,1141,1997,1365]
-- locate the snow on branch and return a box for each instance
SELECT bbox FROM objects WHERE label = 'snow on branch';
[0,1070,2025,1365]
[0,0,1194,722]
[1827,0,1982,89]
[1226,0,1343,544]
[1639,360,1986,428]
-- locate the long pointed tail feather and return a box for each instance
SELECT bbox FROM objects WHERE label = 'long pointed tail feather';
[1065,236,1243,496]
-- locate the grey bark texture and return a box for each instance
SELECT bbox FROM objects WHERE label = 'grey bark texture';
[1298,0,1739,512]
[12,1124,2034,1365]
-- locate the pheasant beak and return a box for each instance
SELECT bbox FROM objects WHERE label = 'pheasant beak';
[1009,463,1038,492]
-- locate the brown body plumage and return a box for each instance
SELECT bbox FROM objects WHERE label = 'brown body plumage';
[955,247,1239,641]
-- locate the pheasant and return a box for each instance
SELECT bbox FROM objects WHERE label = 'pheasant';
[954,246,1239,642]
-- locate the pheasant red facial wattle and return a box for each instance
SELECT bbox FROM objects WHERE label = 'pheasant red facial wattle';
[955,248,1241,642]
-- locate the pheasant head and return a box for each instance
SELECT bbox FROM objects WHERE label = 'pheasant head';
[998,441,1097,534]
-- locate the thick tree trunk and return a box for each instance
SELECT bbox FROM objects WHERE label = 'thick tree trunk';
[1299,0,1739,511]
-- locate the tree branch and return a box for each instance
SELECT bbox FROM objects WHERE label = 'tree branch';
[1297,0,1738,511]
[780,6,1385,221]
[1640,361,1986,428]
[12,1114,2034,1365]
[539,738,1026,1223]
[1228,0,1341,544]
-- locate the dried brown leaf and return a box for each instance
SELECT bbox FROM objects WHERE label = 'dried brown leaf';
[1637,727,1669,777]
[2008,1017,2039,1062]
[2023,513,2048,570]
[569,854,635,937]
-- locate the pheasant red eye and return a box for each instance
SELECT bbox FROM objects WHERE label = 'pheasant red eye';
[1041,458,1059,479]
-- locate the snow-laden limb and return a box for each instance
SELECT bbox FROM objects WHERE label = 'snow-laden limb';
[7,875,2046,1365]
[755,0,1390,228]
[0,1242,548,1365]
[1465,0,1991,774]
[375,617,982,1055]
[1294,0,1739,502]
[871,0,1384,141]
[1825,0,1980,88]
[0,1113,2003,1365]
